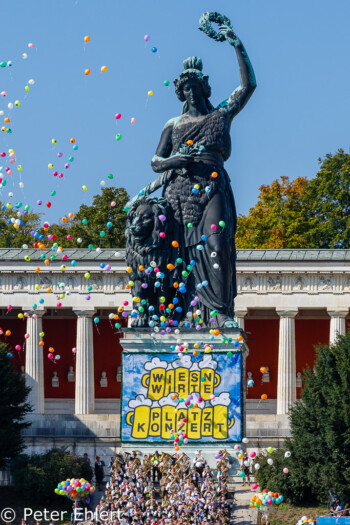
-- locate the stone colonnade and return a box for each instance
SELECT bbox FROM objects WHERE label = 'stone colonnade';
[25,309,96,415]
[234,307,348,415]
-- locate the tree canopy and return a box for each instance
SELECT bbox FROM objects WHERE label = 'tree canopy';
[255,332,350,504]
[0,344,32,468]
[236,149,350,249]
[48,187,129,248]
[0,204,41,248]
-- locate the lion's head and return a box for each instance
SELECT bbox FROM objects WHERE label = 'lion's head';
[125,196,173,255]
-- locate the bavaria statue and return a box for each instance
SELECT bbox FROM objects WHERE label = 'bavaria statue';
[125,12,256,328]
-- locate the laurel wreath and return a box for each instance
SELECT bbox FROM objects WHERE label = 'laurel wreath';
[198,12,232,42]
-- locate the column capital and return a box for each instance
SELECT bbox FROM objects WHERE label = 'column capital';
[327,308,349,318]
[234,308,248,318]
[276,308,298,318]
[25,309,46,318]
[73,309,96,318]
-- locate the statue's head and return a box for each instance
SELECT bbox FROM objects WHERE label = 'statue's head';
[174,57,213,113]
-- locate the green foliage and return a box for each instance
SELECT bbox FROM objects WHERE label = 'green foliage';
[256,332,350,505]
[236,176,309,249]
[0,204,41,248]
[303,149,350,248]
[237,149,350,249]
[12,448,93,506]
[48,187,129,248]
[0,344,32,468]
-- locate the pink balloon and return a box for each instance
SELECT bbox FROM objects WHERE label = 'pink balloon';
[131,117,136,125]
[24,312,29,318]
[115,113,121,119]
[252,483,258,490]
[28,43,34,48]
[32,314,37,319]
[24,333,30,339]
[7,305,12,311]
[250,451,256,458]
[15,345,21,351]
[72,347,77,354]
[111,201,116,207]
[283,467,289,474]
[234,444,240,451]
[144,34,150,42]
[48,353,53,359]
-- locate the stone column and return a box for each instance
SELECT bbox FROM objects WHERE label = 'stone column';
[327,309,348,345]
[74,310,95,414]
[234,308,248,330]
[276,309,298,415]
[25,311,45,414]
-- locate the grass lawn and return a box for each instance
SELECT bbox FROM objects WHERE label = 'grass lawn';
[262,502,329,524]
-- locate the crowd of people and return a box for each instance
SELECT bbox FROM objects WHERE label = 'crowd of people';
[89,450,232,525]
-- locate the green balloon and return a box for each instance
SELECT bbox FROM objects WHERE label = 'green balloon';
[239,471,245,477]
[115,323,121,329]
[163,80,170,86]
[116,133,122,141]
[227,351,233,357]
[108,173,113,179]
[87,286,92,291]
[176,257,183,264]
[69,156,74,162]
[0,61,7,68]
[88,244,93,250]
[51,190,56,196]
[100,231,106,237]
[219,220,226,227]
[82,218,88,225]
[187,222,193,228]
[124,206,130,212]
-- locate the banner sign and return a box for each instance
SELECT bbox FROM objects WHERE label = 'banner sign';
[121,352,242,443]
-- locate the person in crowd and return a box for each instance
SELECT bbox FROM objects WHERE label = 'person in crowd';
[93,450,232,524]
[95,455,106,490]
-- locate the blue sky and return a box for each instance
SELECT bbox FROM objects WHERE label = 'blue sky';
[1,0,350,225]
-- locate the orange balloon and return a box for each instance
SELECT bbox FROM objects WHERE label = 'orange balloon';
[138,265,144,271]
[4,117,10,123]
[84,69,91,75]
[70,138,75,144]
[49,347,54,353]
[46,288,52,293]
[113,314,119,320]
[39,341,44,347]
[44,259,50,265]
[193,403,198,408]
[260,367,266,374]
[167,263,174,270]
[84,35,90,42]
[35,267,40,273]
[261,394,268,400]
[175,445,180,451]
[168,303,174,310]
[193,351,198,357]
[211,171,218,178]
[237,335,243,341]
[100,65,108,73]
[173,282,179,289]
[186,140,194,146]
[214,329,220,336]
[172,240,179,248]
[68,212,74,219]
[5,330,11,336]
[172,394,177,400]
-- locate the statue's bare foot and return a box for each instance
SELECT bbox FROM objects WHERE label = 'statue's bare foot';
[216,313,238,328]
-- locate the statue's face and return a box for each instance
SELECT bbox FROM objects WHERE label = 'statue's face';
[183,79,204,107]
[130,204,154,241]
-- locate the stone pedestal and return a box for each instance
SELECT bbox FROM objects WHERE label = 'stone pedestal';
[119,328,249,464]
[25,311,45,414]
[74,309,95,415]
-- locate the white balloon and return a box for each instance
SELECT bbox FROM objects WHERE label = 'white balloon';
[19,182,24,189]
[285,451,291,458]
[242,437,249,444]
[8,102,13,110]
[22,244,28,249]
[213,263,220,269]
[154,327,159,333]
[0,110,4,116]
[244,460,250,467]
[150,261,157,267]
[8,192,13,197]
[174,329,180,334]
[15,219,20,225]
[267,458,273,465]
[28,79,35,85]
[96,247,102,253]
[210,252,217,258]
[114,251,121,257]
[10,218,15,223]
[109,313,114,320]
[55,355,61,360]
[22,53,28,59]
[254,463,260,470]
[195,309,201,316]
[77,237,82,243]
[100,180,106,186]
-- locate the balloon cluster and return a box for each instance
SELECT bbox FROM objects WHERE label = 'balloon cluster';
[55,478,95,500]
[296,517,315,524]
[250,489,284,509]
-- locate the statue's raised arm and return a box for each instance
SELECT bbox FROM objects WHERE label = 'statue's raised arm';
[199,12,257,121]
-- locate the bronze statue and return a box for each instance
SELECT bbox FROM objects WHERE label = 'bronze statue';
[126,13,256,328]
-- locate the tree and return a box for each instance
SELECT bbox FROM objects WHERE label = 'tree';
[0,344,32,468]
[236,176,310,249]
[12,448,93,506]
[255,332,350,505]
[48,187,129,248]
[0,204,41,248]
[303,149,350,248]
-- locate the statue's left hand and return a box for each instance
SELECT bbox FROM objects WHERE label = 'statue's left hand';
[219,25,239,46]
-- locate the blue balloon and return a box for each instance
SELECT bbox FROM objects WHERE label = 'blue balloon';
[173,297,179,304]
[149,305,155,311]
[197,245,204,251]
[100,263,105,269]
[201,235,207,241]
[176,307,182,312]
[184,322,190,328]
[155,281,161,288]
[152,46,157,53]
[94,317,100,323]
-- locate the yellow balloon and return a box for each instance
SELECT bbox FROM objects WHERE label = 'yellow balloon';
[101,65,107,72]
[82,185,87,191]
[148,90,153,96]
[18,313,24,319]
